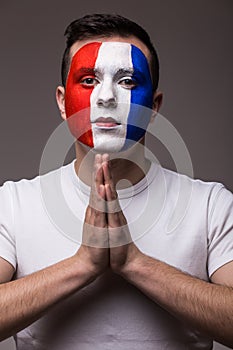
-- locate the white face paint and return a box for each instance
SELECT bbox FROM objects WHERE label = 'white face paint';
[90,42,133,152]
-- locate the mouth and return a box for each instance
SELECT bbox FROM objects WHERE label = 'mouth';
[93,117,121,129]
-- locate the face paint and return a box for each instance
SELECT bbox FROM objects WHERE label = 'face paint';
[65,42,101,147]
[65,41,153,152]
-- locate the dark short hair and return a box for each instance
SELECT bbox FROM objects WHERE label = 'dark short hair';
[61,13,160,90]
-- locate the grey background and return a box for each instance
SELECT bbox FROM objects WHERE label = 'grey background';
[0,0,232,349]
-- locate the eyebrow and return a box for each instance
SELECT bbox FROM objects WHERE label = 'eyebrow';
[76,67,96,74]
[116,68,134,75]
[74,67,146,79]
[114,68,147,81]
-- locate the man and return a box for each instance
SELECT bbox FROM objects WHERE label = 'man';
[0,13,233,350]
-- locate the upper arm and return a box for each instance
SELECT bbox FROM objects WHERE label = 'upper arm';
[0,257,15,284]
[0,182,16,275]
[210,260,233,287]
[208,185,233,279]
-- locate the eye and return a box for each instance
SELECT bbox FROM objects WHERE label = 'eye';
[80,76,99,87]
[119,77,138,89]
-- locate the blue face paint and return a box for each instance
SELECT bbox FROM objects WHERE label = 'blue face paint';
[123,45,154,149]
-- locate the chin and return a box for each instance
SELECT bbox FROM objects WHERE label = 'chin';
[92,134,126,153]
[93,143,123,154]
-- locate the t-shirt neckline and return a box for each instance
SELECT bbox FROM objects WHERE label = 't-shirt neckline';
[69,159,158,199]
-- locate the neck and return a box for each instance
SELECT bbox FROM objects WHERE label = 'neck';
[74,140,151,189]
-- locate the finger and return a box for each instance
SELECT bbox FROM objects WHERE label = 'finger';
[90,154,103,196]
[84,205,92,223]
[98,184,106,201]
[94,154,104,190]
[105,183,123,224]
[90,154,105,209]
[105,183,117,203]
[102,159,115,195]
[102,153,109,163]
[90,154,106,217]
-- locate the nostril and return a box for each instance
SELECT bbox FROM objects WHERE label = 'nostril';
[97,97,117,107]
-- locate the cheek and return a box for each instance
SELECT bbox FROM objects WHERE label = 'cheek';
[131,84,153,109]
[65,83,94,148]
[124,84,153,147]
[64,42,102,148]
[124,46,154,145]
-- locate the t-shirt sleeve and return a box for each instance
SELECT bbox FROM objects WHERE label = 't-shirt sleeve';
[207,184,233,277]
[0,182,16,269]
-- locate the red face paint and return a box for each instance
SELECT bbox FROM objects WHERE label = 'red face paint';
[65,42,101,147]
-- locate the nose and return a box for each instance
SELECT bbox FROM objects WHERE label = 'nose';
[96,77,117,108]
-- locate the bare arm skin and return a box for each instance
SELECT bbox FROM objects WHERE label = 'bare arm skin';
[0,154,108,341]
[0,255,95,340]
[119,255,233,348]
[101,157,233,349]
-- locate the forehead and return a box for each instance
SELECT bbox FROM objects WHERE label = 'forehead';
[70,42,149,75]
[69,36,151,62]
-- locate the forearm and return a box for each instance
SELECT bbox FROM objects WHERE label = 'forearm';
[120,252,233,348]
[0,255,94,341]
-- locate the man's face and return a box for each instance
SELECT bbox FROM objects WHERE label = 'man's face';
[64,37,154,152]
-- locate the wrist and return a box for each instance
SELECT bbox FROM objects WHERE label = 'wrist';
[74,249,106,283]
[116,247,146,279]
[70,254,97,286]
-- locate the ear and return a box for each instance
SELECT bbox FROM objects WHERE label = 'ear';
[56,86,67,121]
[150,91,163,123]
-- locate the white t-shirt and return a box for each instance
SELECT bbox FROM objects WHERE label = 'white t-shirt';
[0,160,233,350]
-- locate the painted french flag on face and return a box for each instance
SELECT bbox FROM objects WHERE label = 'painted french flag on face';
[65,41,153,152]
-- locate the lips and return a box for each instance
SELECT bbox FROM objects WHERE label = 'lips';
[93,117,121,128]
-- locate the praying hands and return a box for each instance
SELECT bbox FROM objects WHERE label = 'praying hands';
[77,154,142,279]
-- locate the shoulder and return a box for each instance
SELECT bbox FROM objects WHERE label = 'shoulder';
[0,161,75,203]
[158,165,225,200]
[151,164,230,230]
